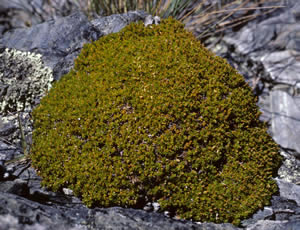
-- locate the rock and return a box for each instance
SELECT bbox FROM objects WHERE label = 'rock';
[0,179,29,196]
[221,0,300,155]
[0,118,17,137]
[241,207,274,227]
[270,87,300,154]
[0,0,83,35]
[0,48,53,115]
[144,15,161,26]
[0,140,21,162]
[92,207,239,230]
[270,196,300,221]
[247,220,300,230]
[0,10,151,81]
[0,160,5,180]
[276,179,300,206]
[0,192,87,229]
[0,192,239,230]
[277,150,300,184]
[0,11,101,81]
[0,47,53,159]
[91,11,149,35]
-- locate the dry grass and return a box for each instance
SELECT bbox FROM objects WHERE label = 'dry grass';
[73,0,285,41]
[5,0,285,41]
[184,0,285,40]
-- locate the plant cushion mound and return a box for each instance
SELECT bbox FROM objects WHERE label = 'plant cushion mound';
[31,17,282,225]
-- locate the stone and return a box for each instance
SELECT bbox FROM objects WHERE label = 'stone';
[92,207,239,230]
[270,196,300,221]
[0,179,29,196]
[247,220,300,230]
[0,48,53,116]
[241,207,274,227]
[276,179,300,206]
[0,11,101,81]
[0,160,5,180]
[0,140,21,162]
[277,150,300,184]
[91,11,149,35]
[270,85,300,153]
[144,15,161,26]
[221,0,300,156]
[0,191,240,230]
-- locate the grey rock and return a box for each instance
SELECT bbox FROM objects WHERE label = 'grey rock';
[0,11,101,81]
[144,15,161,27]
[270,85,300,153]
[92,207,239,230]
[277,150,300,184]
[0,48,53,115]
[0,47,53,160]
[270,196,300,221]
[0,0,84,35]
[143,202,153,212]
[0,160,5,180]
[276,179,300,206]
[152,202,160,212]
[0,192,88,230]
[0,10,152,82]
[241,207,274,227]
[243,187,300,227]
[0,140,21,162]
[0,191,240,230]
[91,11,149,35]
[0,179,29,196]
[0,119,17,137]
[221,0,300,155]
[63,188,74,196]
[1,159,240,230]
[247,220,300,230]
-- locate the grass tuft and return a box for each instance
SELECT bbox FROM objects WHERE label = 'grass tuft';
[73,0,285,41]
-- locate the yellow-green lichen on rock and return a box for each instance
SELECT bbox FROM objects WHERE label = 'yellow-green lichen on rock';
[30,17,282,225]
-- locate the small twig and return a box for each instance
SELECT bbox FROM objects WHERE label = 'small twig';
[4,111,31,166]
[17,112,28,156]
[0,137,18,148]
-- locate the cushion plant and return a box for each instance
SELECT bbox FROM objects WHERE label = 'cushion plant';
[31,17,282,225]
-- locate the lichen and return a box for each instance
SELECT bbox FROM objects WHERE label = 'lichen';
[0,48,54,147]
[0,48,53,115]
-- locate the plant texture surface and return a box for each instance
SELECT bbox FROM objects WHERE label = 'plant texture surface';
[31,18,282,225]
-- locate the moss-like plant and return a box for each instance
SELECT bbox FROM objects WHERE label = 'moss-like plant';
[31,17,282,225]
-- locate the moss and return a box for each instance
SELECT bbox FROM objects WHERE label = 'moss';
[31,17,282,225]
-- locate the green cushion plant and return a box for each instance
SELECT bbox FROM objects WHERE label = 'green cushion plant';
[31,17,282,225]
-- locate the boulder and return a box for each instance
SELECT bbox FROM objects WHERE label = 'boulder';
[221,0,300,156]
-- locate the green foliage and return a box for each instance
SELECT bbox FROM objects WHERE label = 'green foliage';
[31,17,282,225]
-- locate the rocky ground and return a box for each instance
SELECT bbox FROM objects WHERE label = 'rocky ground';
[0,0,300,229]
